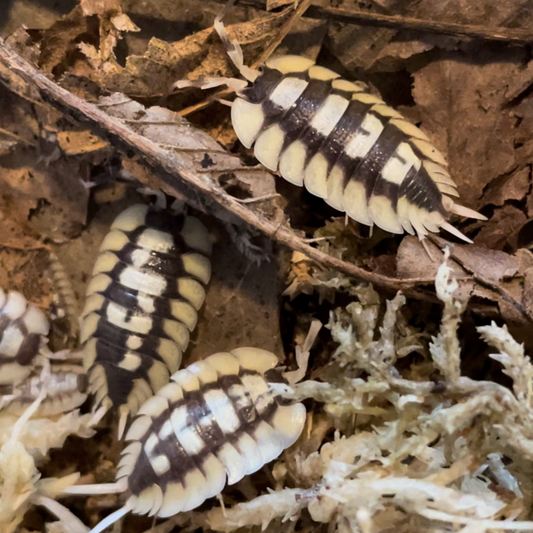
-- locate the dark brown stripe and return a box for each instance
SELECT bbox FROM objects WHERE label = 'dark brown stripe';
[127,446,166,494]
[112,242,196,279]
[242,67,285,104]
[90,321,167,365]
[278,78,332,152]
[91,336,161,372]
[318,99,374,173]
[92,317,166,360]
[92,361,140,406]
[0,383,14,395]
[218,374,257,426]
[186,389,227,449]
[260,72,310,126]
[96,279,192,325]
[97,297,187,343]
[105,258,203,302]
[127,371,285,494]
[399,165,444,214]
[0,315,13,342]
[15,333,42,364]
[345,121,405,198]
[77,372,89,393]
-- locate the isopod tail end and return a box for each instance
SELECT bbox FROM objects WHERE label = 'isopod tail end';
[117,409,129,441]
[439,221,473,244]
[419,237,436,262]
[88,505,131,533]
[451,203,487,221]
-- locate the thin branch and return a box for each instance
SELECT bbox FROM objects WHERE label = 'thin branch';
[252,0,313,67]
[0,38,444,301]
[231,0,533,44]
[2,38,531,326]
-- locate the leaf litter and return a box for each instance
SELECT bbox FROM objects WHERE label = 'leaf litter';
[2,0,533,531]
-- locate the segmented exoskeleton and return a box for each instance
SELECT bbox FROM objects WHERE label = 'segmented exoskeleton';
[210,16,486,242]
[0,363,88,417]
[0,287,88,418]
[79,204,212,432]
[65,347,306,533]
[0,288,50,386]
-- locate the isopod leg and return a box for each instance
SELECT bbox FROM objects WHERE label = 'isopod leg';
[34,495,89,533]
[87,505,130,533]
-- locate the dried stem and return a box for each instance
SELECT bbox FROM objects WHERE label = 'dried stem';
[231,0,533,44]
[0,38,526,319]
[252,0,313,67]
[0,39,436,297]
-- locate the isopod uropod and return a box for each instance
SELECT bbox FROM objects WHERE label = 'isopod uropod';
[212,16,485,242]
[79,204,212,432]
[65,347,306,533]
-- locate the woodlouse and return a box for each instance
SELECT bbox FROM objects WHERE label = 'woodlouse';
[65,347,306,533]
[0,288,50,386]
[212,16,486,242]
[79,204,212,430]
[0,363,88,417]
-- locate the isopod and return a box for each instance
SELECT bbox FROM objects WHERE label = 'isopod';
[65,347,306,533]
[0,363,88,417]
[79,204,212,431]
[0,287,50,386]
[212,16,486,242]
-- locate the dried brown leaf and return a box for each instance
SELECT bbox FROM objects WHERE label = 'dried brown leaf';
[56,131,108,156]
[0,151,89,242]
[482,167,531,208]
[0,248,53,310]
[0,211,43,250]
[39,7,96,73]
[79,9,292,97]
[102,93,279,206]
[327,0,533,71]
[474,204,527,251]
[80,0,121,16]
[412,49,523,208]
[266,0,295,10]
[398,237,519,283]
[397,237,533,330]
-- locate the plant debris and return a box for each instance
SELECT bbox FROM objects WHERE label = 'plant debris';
[2,0,533,531]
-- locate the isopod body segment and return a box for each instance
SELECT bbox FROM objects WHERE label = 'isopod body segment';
[231,55,485,241]
[0,288,50,386]
[0,363,88,417]
[68,347,305,533]
[79,204,212,422]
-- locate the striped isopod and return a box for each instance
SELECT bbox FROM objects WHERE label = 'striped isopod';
[0,363,88,417]
[212,16,485,241]
[0,288,50,386]
[79,204,212,431]
[65,347,306,533]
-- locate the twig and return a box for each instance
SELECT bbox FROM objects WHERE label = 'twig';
[0,38,454,302]
[252,0,313,67]
[230,0,533,44]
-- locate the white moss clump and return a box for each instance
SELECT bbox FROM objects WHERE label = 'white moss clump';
[190,253,533,533]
